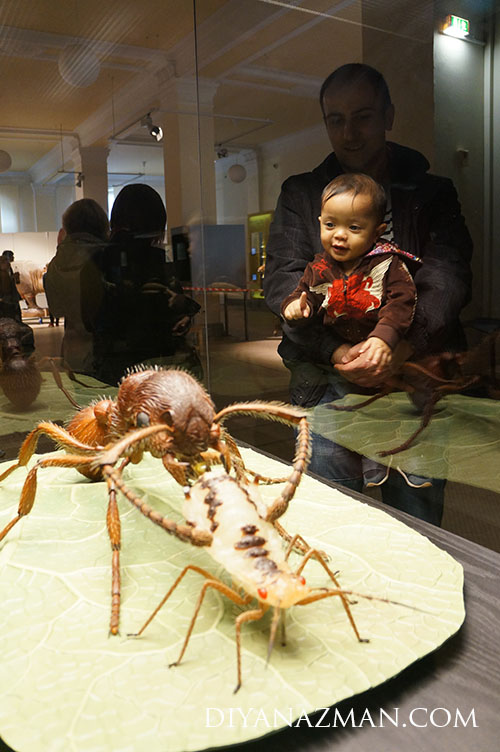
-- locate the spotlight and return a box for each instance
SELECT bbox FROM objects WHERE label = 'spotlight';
[149,124,163,142]
[141,113,163,142]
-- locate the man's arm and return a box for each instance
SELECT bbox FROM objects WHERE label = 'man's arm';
[263,177,318,316]
[407,177,473,355]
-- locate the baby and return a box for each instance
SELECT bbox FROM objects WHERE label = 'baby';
[281,173,420,368]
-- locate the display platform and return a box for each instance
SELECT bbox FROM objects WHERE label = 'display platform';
[0,447,470,752]
[312,392,500,492]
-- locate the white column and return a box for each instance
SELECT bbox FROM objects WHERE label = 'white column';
[73,145,109,213]
[158,75,219,232]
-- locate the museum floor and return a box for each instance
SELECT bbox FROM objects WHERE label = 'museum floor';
[29,301,500,555]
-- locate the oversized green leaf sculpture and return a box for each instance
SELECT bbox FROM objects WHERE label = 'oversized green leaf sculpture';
[0,448,464,752]
[311,393,500,492]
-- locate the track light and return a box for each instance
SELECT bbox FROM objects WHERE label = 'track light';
[141,113,163,142]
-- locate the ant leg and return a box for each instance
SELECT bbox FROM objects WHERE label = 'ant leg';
[265,416,310,523]
[0,453,94,542]
[326,390,390,412]
[0,422,102,483]
[102,464,213,546]
[105,475,121,635]
[379,394,439,456]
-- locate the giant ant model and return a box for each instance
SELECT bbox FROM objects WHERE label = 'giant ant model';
[0,367,310,634]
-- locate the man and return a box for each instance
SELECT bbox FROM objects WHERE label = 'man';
[263,63,473,525]
[44,198,109,376]
[0,250,22,322]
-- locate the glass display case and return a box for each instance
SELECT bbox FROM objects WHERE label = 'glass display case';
[0,2,499,751]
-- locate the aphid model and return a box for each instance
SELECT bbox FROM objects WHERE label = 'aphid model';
[0,368,310,634]
[95,432,406,693]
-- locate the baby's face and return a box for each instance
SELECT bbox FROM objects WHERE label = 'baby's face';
[318,191,385,270]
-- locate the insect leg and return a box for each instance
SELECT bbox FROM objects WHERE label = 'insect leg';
[326,389,390,412]
[213,403,310,520]
[132,564,255,692]
[234,605,267,693]
[129,564,224,637]
[0,452,95,542]
[101,464,212,546]
[168,573,258,694]
[0,422,102,483]
[265,416,310,522]
[378,392,440,456]
[291,541,366,643]
[105,475,121,635]
[282,532,329,560]
[40,357,82,409]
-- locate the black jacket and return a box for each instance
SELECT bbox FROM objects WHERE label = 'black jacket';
[263,142,473,363]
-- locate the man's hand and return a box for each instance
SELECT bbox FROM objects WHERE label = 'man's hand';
[283,292,311,320]
[331,340,412,387]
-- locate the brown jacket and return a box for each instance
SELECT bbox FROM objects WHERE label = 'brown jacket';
[281,242,420,350]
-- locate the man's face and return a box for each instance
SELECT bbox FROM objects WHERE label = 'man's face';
[322,81,394,176]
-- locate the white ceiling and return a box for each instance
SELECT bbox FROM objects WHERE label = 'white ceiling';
[0,0,444,186]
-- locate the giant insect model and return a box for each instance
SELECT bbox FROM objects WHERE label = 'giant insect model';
[0,317,42,409]
[93,430,411,692]
[0,367,310,634]
[329,332,500,456]
[0,316,94,410]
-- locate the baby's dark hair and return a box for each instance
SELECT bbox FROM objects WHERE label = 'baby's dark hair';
[321,173,387,224]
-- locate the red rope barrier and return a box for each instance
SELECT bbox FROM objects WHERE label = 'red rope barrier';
[184,286,263,293]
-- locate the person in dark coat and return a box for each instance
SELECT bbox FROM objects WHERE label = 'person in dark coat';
[263,64,473,525]
[44,198,109,375]
[93,184,201,385]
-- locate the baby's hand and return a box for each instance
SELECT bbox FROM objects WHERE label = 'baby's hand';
[358,337,392,367]
[283,292,311,320]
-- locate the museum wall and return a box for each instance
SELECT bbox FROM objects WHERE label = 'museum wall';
[434,0,487,319]
[0,230,58,264]
[362,0,435,165]
[258,123,331,212]
[0,182,75,234]
[215,149,260,226]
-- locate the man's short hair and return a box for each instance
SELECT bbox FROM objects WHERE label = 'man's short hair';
[2,250,14,260]
[319,63,392,115]
[62,199,109,240]
[321,173,387,224]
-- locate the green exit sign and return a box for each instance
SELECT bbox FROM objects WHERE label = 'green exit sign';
[445,14,470,37]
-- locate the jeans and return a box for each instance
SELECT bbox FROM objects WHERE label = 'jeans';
[286,360,444,526]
